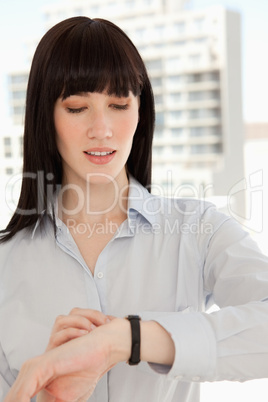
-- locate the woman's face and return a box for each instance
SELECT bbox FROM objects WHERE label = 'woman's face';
[54,91,139,187]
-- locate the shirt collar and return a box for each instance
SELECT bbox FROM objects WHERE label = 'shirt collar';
[127,176,159,227]
[31,176,158,238]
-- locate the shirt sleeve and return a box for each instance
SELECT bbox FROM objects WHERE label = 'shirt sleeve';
[0,341,37,402]
[140,210,268,383]
[0,341,16,400]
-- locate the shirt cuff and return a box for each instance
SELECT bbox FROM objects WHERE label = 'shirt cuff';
[139,310,217,382]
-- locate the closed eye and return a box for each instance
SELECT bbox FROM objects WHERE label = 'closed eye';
[111,104,129,111]
[67,107,87,114]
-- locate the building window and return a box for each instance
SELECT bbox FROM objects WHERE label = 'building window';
[189,54,201,67]
[155,112,165,126]
[3,137,11,146]
[146,59,162,71]
[174,22,185,34]
[135,28,146,40]
[172,145,184,154]
[208,108,221,118]
[153,146,164,156]
[10,74,28,85]
[203,71,220,82]
[168,93,182,103]
[194,37,207,44]
[13,90,26,100]
[209,90,220,100]
[5,167,14,175]
[210,126,221,136]
[150,77,163,88]
[190,144,221,154]
[175,40,186,46]
[166,57,181,73]
[187,73,202,83]
[154,129,163,138]
[166,75,182,88]
[171,128,184,137]
[5,151,12,158]
[188,91,204,102]
[189,109,203,119]
[154,94,163,105]
[194,18,205,32]
[125,0,135,9]
[168,110,183,122]
[13,106,25,115]
[191,144,207,154]
[154,25,165,38]
[190,127,205,137]
[19,136,23,157]
[213,143,222,153]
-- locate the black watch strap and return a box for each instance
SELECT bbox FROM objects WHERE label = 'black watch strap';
[126,315,141,365]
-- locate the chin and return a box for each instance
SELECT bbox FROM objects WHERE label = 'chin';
[85,167,128,186]
[85,172,119,186]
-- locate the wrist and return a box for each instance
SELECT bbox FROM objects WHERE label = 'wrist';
[140,320,175,365]
[103,317,175,368]
[105,318,132,366]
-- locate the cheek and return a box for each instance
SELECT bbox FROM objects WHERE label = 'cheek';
[55,120,75,150]
[55,129,73,157]
[120,113,139,142]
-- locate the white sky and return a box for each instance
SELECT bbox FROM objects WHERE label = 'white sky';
[0,0,268,125]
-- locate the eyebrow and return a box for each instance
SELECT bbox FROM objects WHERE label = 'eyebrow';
[61,92,89,100]
[62,91,132,101]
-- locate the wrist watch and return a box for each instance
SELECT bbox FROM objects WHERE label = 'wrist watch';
[126,315,141,365]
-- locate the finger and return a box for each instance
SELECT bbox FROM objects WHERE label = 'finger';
[69,308,109,326]
[5,356,52,402]
[106,315,116,322]
[46,328,89,351]
[51,314,93,335]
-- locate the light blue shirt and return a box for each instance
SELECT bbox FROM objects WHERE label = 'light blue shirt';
[1,177,268,402]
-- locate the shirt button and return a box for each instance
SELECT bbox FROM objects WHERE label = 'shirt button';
[175,375,183,380]
[97,272,104,279]
[192,376,201,381]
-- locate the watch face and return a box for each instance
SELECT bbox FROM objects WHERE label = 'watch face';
[127,315,140,320]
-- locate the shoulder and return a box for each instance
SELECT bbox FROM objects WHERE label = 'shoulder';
[0,227,31,253]
[129,177,230,234]
[0,217,55,270]
[149,194,229,229]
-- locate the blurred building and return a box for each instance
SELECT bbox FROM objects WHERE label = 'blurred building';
[0,123,23,229]
[44,0,245,208]
[244,122,268,255]
[1,0,245,227]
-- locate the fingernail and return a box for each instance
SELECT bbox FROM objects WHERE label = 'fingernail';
[91,323,97,330]
[79,330,89,335]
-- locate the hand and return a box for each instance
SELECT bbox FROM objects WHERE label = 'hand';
[5,317,130,402]
[5,329,109,402]
[36,308,111,402]
[45,308,110,351]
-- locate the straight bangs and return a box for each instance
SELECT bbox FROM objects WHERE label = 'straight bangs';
[49,18,145,100]
[0,16,154,243]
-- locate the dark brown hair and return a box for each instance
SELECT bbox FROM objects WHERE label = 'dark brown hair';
[0,16,155,242]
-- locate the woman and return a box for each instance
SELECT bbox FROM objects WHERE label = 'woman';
[2,16,268,402]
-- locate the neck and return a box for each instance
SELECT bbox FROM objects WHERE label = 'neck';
[58,171,129,225]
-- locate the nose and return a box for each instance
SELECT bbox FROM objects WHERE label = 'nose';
[87,110,112,140]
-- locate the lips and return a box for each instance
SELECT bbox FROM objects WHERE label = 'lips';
[83,148,116,165]
[85,150,114,156]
